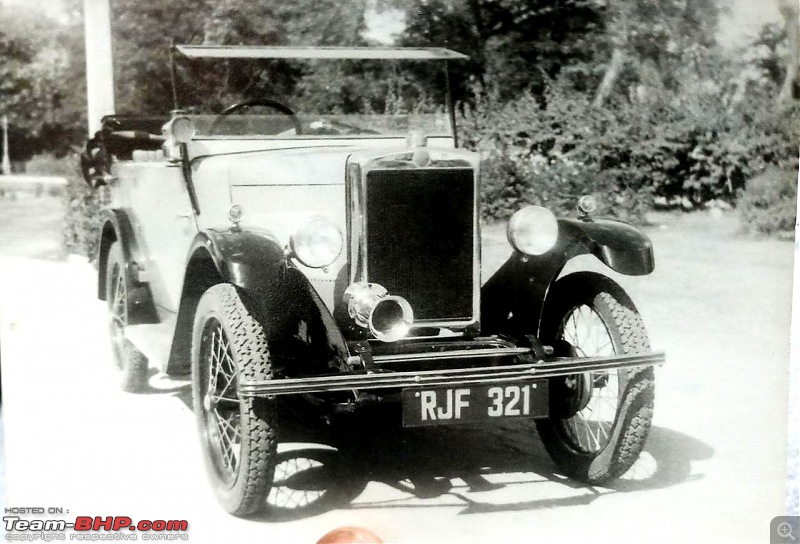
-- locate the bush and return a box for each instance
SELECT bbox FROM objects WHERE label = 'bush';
[63,160,109,260]
[462,87,655,223]
[459,78,798,223]
[738,168,797,236]
[462,88,665,222]
[27,153,108,259]
[479,147,650,223]
[26,153,81,178]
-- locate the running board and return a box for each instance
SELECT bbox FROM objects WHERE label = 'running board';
[238,351,666,397]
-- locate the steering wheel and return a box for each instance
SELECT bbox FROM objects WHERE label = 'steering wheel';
[208,98,303,135]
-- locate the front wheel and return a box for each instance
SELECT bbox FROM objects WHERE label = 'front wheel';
[191,284,278,516]
[535,272,655,484]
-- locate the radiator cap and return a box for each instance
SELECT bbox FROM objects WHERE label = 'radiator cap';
[406,129,428,148]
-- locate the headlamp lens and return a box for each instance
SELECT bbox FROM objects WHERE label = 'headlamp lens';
[291,217,344,268]
[507,205,559,256]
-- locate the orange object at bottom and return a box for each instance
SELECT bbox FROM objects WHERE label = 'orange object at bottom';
[317,526,383,544]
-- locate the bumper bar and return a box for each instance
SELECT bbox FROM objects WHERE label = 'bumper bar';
[239,351,665,397]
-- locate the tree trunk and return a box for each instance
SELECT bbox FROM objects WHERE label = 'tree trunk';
[777,0,799,107]
[593,46,626,108]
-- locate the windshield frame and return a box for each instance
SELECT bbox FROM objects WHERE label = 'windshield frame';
[170,44,465,146]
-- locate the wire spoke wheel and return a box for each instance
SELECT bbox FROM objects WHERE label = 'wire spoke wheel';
[104,242,148,392]
[535,272,656,484]
[199,320,243,483]
[108,263,127,369]
[559,304,620,454]
[191,283,278,517]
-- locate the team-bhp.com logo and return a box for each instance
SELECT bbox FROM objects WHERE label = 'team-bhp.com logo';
[4,510,189,541]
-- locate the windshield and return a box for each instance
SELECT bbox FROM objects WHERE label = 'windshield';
[189,111,451,139]
[176,58,454,139]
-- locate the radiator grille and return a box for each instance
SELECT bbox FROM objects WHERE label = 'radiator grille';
[365,168,475,321]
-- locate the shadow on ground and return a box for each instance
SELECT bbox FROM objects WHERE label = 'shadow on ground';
[164,383,713,522]
[264,411,711,520]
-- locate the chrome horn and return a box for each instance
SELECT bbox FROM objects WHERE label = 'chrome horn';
[343,282,414,343]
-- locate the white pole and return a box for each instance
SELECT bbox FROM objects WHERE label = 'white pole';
[83,0,116,136]
[2,115,11,175]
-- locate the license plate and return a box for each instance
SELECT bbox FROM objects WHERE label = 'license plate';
[402,380,549,427]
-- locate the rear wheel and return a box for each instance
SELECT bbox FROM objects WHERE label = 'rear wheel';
[191,283,278,516]
[535,272,655,484]
[106,242,148,392]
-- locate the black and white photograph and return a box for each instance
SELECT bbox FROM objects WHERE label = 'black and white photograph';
[0,0,798,542]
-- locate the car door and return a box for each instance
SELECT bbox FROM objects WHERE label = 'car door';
[116,161,198,314]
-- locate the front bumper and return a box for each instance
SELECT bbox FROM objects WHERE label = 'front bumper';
[238,350,665,397]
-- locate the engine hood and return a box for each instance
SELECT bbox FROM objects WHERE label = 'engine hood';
[195,145,361,186]
[188,140,478,312]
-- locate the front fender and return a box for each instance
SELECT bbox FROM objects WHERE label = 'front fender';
[167,228,350,376]
[481,217,654,339]
[188,228,287,291]
[559,218,654,276]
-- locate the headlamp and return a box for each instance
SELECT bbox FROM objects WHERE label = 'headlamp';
[507,206,559,256]
[169,116,196,144]
[290,217,344,268]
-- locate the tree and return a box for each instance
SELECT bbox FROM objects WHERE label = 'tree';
[110,0,371,114]
[0,4,85,159]
[592,0,723,108]
[776,0,799,107]
[398,0,607,101]
[740,16,800,111]
[110,0,213,112]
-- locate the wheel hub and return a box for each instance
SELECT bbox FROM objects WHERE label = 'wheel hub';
[549,339,594,418]
[552,373,593,418]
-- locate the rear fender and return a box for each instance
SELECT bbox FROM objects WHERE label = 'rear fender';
[481,217,654,340]
[96,208,158,325]
[166,229,350,376]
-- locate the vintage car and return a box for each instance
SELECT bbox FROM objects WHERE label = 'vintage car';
[81,45,664,516]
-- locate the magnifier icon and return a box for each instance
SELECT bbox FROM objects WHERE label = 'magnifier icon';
[778,522,797,541]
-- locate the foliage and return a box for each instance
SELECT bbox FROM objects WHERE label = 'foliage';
[738,168,798,236]
[26,153,80,178]
[0,4,86,158]
[462,85,652,221]
[750,23,791,87]
[394,0,725,106]
[479,148,650,222]
[397,0,607,102]
[64,168,109,260]
[461,52,798,222]
[27,152,108,258]
[0,7,51,128]
[111,0,370,114]
[607,0,721,77]
[1,0,795,252]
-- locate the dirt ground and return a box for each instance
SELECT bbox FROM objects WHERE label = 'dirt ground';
[0,193,66,260]
[0,201,796,543]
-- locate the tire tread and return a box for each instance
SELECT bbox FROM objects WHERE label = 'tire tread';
[106,242,148,393]
[192,284,278,516]
[536,272,656,484]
